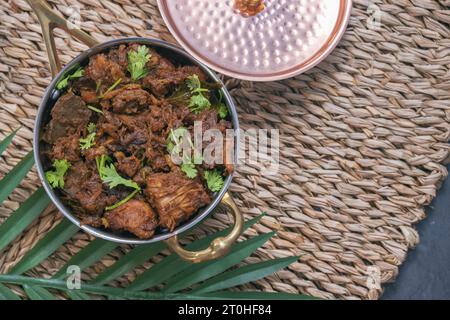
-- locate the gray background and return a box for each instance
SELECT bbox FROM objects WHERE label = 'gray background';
[382,164,450,299]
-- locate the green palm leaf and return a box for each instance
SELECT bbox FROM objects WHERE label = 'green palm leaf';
[0,275,314,300]
[0,187,50,252]
[128,215,265,291]
[0,274,166,299]
[0,150,34,204]
[66,290,91,300]
[9,219,79,275]
[0,283,20,300]
[183,291,316,300]
[91,242,165,285]
[162,232,276,293]
[53,238,118,279]
[0,128,19,156]
[23,285,57,300]
[191,256,299,294]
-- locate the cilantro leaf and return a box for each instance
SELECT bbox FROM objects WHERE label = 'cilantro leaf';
[56,66,84,90]
[79,123,97,150]
[87,122,96,133]
[204,169,225,192]
[217,103,228,119]
[96,155,141,211]
[189,94,211,112]
[45,159,71,189]
[186,74,211,113]
[96,155,140,190]
[127,45,151,81]
[186,74,202,92]
[181,163,198,179]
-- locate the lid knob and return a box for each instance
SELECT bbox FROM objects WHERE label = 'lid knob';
[234,0,265,16]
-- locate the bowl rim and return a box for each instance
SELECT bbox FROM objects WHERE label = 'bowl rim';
[33,37,239,245]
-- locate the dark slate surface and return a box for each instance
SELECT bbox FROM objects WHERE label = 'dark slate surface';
[382,164,450,300]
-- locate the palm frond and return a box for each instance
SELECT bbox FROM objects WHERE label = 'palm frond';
[0,282,20,300]
[0,274,313,300]
[0,131,312,300]
[9,219,79,275]
[0,151,34,204]
[0,188,50,252]
[0,128,19,156]
[53,238,118,279]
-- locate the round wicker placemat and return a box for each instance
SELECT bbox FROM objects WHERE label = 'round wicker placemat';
[0,0,449,300]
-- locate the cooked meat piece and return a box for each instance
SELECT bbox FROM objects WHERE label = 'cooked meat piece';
[146,48,176,71]
[80,89,99,104]
[111,87,152,114]
[142,63,206,97]
[107,44,129,71]
[105,199,158,239]
[43,92,91,144]
[121,129,148,146]
[149,153,169,171]
[177,66,207,82]
[144,101,188,134]
[80,215,103,228]
[133,166,153,185]
[102,84,141,100]
[64,162,117,214]
[186,109,229,134]
[114,151,140,177]
[145,139,169,171]
[85,54,125,85]
[98,111,122,140]
[72,76,96,92]
[145,170,211,231]
[142,76,174,97]
[83,145,107,161]
[101,84,157,115]
[51,134,81,162]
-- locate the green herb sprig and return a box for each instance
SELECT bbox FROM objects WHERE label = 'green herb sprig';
[99,78,122,98]
[45,159,71,189]
[56,67,84,90]
[96,155,141,210]
[96,155,140,190]
[87,105,103,114]
[181,162,197,179]
[204,170,225,192]
[217,90,228,119]
[79,123,97,151]
[186,74,211,113]
[128,45,151,81]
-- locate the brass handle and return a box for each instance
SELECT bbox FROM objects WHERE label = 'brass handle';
[27,0,99,76]
[165,192,244,263]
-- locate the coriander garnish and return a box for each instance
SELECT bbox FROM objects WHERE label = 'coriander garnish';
[127,45,151,81]
[45,159,71,189]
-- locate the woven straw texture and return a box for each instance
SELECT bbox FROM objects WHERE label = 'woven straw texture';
[1,0,449,300]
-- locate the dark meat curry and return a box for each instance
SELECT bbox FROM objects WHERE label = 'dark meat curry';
[41,43,232,239]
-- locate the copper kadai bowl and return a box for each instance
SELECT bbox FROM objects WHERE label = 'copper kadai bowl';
[28,0,243,263]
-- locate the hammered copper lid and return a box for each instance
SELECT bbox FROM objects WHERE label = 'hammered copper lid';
[157,0,352,81]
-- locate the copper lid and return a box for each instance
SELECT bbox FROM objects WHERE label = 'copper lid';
[157,0,352,81]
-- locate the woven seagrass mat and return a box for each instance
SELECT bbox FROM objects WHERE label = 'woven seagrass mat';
[1,0,449,300]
